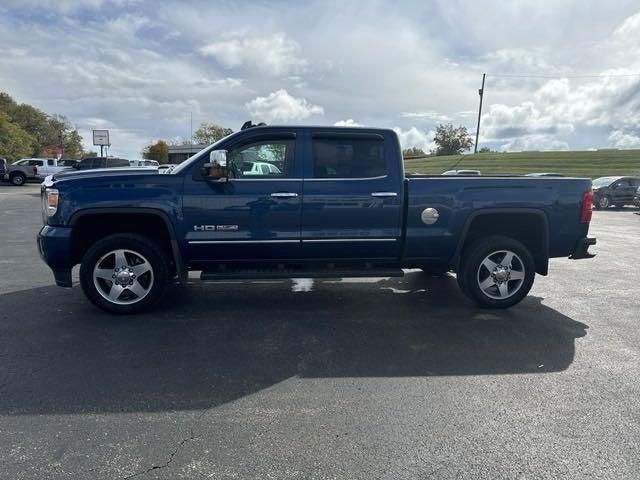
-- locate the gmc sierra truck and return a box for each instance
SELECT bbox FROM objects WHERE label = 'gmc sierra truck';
[38,125,596,314]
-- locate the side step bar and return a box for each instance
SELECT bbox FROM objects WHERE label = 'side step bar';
[200,267,405,281]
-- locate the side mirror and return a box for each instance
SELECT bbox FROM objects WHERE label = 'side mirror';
[201,150,228,181]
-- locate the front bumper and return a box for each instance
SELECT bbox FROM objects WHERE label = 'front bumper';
[37,225,74,287]
[569,237,596,260]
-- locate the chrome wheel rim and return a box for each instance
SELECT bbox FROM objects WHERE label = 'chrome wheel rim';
[93,249,154,305]
[476,250,525,300]
[599,196,609,208]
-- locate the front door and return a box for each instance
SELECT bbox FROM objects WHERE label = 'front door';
[612,178,637,205]
[300,131,403,260]
[183,132,302,263]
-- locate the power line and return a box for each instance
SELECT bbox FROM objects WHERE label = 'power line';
[487,72,640,79]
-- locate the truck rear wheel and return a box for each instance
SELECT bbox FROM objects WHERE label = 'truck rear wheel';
[80,233,169,314]
[459,235,535,309]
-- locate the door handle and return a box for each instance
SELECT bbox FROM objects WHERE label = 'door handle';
[371,192,398,197]
[270,192,299,198]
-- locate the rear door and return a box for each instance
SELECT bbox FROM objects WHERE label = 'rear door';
[27,159,44,177]
[300,130,403,260]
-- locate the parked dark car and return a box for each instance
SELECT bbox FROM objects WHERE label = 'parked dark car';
[75,157,130,170]
[58,159,78,168]
[592,176,640,209]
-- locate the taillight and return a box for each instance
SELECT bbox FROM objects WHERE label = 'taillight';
[581,189,593,223]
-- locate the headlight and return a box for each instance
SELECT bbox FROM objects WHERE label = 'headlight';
[43,188,59,217]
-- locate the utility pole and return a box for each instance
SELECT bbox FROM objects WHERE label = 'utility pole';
[58,132,64,159]
[474,73,486,154]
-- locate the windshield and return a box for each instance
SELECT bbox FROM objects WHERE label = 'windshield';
[169,132,236,175]
[592,176,619,188]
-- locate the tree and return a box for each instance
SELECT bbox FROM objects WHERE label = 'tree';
[433,123,474,156]
[478,147,493,153]
[0,91,88,159]
[0,111,36,161]
[142,140,169,164]
[43,115,85,159]
[59,128,85,159]
[402,147,427,157]
[192,122,233,145]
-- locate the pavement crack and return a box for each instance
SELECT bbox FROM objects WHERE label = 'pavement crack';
[123,409,210,479]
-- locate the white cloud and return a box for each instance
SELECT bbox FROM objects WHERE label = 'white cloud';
[0,0,136,12]
[199,33,307,76]
[393,127,435,152]
[401,111,450,122]
[333,119,362,127]
[481,101,574,140]
[613,11,640,37]
[245,89,324,122]
[500,135,569,152]
[608,130,640,149]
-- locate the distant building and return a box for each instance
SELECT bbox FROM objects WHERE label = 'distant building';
[167,144,207,164]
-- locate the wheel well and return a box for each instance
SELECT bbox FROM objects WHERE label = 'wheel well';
[459,212,549,274]
[71,213,175,268]
[10,171,25,177]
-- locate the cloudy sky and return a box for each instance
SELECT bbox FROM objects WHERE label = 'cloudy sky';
[1,0,640,158]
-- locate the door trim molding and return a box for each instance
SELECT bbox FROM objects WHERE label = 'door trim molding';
[189,239,300,245]
[301,238,397,243]
[189,238,398,245]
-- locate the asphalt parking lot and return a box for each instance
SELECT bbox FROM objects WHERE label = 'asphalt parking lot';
[1,182,639,479]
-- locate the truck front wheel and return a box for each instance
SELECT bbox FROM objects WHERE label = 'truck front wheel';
[10,172,26,186]
[80,233,169,314]
[458,235,535,309]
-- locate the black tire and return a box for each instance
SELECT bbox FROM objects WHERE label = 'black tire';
[459,235,535,309]
[10,172,26,186]
[595,195,611,210]
[80,233,169,314]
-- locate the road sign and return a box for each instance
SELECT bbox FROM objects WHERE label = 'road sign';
[93,129,110,146]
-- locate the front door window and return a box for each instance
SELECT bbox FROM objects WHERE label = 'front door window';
[227,140,293,179]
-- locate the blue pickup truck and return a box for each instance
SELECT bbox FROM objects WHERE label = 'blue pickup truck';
[38,125,596,313]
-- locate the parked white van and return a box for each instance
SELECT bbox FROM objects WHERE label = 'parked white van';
[129,159,160,168]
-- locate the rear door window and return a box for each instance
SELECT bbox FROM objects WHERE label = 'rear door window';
[312,136,385,178]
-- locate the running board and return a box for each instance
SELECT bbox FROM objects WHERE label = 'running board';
[200,267,405,281]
